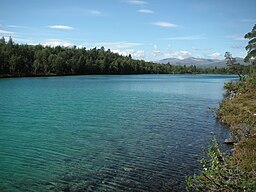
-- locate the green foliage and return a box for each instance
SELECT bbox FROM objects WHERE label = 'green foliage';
[248,77,256,84]
[223,80,247,95]
[225,52,244,80]
[221,77,256,127]
[186,137,256,192]
[244,24,256,64]
[0,37,245,77]
[244,24,256,77]
[187,73,256,191]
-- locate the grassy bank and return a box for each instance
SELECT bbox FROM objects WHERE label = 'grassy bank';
[218,78,256,172]
[186,77,256,191]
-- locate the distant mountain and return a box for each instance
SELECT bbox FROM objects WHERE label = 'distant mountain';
[157,57,248,68]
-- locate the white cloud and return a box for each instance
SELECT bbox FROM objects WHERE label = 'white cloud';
[207,52,221,59]
[113,49,125,55]
[13,37,32,43]
[152,50,162,57]
[152,21,178,28]
[192,46,212,51]
[231,45,243,49]
[48,25,74,30]
[0,29,15,34]
[152,44,163,57]
[126,0,148,5]
[192,46,201,51]
[165,51,191,60]
[164,34,206,40]
[240,19,256,23]
[87,9,103,16]
[6,25,28,29]
[167,44,172,50]
[2,36,32,44]
[133,50,146,58]
[2,36,14,42]
[226,35,246,41]
[137,9,154,14]
[42,39,73,47]
[95,41,142,49]
[79,41,143,53]
[113,49,146,59]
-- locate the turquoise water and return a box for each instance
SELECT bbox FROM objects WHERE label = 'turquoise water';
[0,74,235,192]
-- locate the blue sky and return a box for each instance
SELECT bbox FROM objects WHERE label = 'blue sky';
[0,0,255,61]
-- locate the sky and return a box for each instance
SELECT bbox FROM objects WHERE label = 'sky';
[0,0,255,61]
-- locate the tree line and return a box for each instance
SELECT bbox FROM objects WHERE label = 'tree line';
[0,37,249,77]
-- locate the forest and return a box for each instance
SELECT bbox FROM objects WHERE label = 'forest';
[0,37,249,77]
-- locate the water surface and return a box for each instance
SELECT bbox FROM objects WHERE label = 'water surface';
[0,74,235,191]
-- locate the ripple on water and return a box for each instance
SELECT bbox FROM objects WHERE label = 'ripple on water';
[0,75,234,191]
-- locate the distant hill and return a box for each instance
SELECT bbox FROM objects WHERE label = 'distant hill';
[157,57,248,68]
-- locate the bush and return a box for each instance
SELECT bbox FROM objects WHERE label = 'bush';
[223,80,247,96]
[186,137,256,191]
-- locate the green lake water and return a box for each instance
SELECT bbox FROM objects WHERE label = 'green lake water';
[0,74,235,191]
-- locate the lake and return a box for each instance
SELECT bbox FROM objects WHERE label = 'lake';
[0,74,235,192]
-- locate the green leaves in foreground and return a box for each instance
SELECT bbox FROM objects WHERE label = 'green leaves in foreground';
[186,137,256,192]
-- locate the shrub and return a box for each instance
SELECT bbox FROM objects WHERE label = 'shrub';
[186,137,256,191]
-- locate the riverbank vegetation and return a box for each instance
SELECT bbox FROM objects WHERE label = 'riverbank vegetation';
[186,24,256,191]
[0,37,250,77]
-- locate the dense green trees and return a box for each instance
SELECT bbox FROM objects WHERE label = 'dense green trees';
[244,24,256,77]
[0,37,247,77]
[244,24,256,63]
[224,52,244,80]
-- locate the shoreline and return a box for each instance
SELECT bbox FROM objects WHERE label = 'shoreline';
[0,73,235,79]
[217,78,256,171]
[186,77,256,191]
